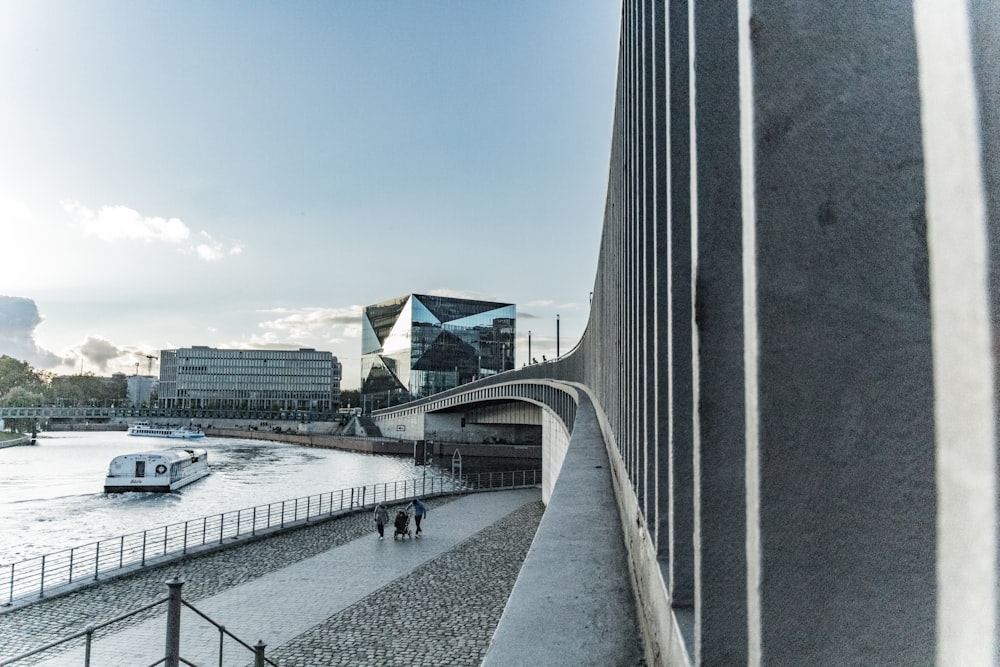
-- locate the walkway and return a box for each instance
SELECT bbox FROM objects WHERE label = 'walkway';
[0,489,543,667]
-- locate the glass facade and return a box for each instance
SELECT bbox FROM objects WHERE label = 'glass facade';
[361,294,515,409]
[158,346,341,411]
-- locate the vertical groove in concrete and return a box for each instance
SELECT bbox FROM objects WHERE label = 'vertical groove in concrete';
[691,2,748,664]
[914,3,998,665]
[664,0,695,613]
[737,1,760,664]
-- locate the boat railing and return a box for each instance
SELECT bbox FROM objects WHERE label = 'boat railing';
[0,469,541,608]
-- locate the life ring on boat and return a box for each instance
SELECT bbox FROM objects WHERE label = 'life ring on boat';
[155,464,167,475]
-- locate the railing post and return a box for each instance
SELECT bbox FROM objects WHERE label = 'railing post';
[69,547,75,584]
[142,531,148,566]
[306,496,311,523]
[8,563,14,605]
[84,626,94,667]
[119,535,124,569]
[219,514,225,545]
[94,542,101,580]
[252,507,257,536]
[165,578,183,667]
[183,521,189,554]
[254,639,267,667]
[39,555,45,598]
[163,526,169,556]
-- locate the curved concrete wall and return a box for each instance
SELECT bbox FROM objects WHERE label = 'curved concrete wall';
[377,2,999,664]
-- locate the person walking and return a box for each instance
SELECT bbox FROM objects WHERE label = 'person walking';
[406,498,427,536]
[373,502,390,540]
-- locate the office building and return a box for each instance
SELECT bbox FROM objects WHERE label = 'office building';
[361,294,515,409]
[158,346,341,412]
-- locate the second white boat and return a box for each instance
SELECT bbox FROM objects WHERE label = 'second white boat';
[127,421,205,439]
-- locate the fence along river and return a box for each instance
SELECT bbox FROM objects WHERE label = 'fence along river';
[0,431,447,569]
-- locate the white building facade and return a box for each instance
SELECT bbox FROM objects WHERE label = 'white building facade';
[158,346,341,412]
[126,375,158,407]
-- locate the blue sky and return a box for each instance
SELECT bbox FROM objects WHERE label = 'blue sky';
[0,1,621,389]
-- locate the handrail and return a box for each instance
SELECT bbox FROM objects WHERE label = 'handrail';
[0,597,169,663]
[1,469,540,608]
[181,598,278,666]
[0,579,276,666]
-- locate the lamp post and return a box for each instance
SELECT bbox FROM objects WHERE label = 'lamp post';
[528,331,532,365]
[556,314,560,358]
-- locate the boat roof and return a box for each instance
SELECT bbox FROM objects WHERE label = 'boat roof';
[110,448,208,462]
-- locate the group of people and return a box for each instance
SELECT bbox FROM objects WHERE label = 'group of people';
[372,498,426,540]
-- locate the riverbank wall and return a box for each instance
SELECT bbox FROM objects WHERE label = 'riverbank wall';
[205,427,541,474]
[0,434,34,449]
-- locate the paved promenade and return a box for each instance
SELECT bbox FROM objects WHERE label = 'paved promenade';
[0,489,543,667]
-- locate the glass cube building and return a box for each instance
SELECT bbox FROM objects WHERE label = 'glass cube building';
[361,294,516,409]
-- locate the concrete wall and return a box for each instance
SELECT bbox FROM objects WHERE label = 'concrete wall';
[540,400,570,504]
[373,2,999,663]
[371,402,543,445]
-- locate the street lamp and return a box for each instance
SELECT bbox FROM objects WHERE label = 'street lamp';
[556,314,560,358]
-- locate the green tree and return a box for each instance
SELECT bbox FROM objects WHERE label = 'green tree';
[51,374,106,406]
[0,356,46,397]
[1,386,44,433]
[340,389,360,409]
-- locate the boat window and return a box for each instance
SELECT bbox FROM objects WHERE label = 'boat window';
[135,461,145,478]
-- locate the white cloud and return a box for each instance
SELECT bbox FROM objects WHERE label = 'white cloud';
[427,288,505,301]
[0,295,63,368]
[258,306,363,339]
[63,201,190,243]
[61,201,241,262]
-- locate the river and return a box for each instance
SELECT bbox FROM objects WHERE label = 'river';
[0,431,445,565]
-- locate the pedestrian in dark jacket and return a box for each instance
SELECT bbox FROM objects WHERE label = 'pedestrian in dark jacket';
[373,503,390,540]
[406,498,427,536]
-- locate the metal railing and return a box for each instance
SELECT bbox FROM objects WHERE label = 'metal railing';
[1,469,541,607]
[0,578,277,667]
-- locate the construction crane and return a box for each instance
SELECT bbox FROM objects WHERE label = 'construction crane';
[146,355,158,375]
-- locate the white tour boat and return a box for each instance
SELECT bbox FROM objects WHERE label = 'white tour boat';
[104,448,211,493]
[127,421,205,439]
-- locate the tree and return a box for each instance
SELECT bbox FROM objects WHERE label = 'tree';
[0,356,46,398]
[340,389,360,409]
[1,386,44,433]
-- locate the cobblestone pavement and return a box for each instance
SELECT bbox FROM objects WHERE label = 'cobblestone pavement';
[0,492,543,666]
[271,500,544,666]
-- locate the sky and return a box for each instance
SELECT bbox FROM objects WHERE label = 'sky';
[0,1,622,390]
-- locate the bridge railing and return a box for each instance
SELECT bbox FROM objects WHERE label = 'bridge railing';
[1,470,541,608]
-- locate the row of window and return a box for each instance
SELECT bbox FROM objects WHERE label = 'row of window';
[174,389,334,399]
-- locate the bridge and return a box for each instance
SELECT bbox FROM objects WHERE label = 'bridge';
[365,2,999,665]
[0,406,340,424]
